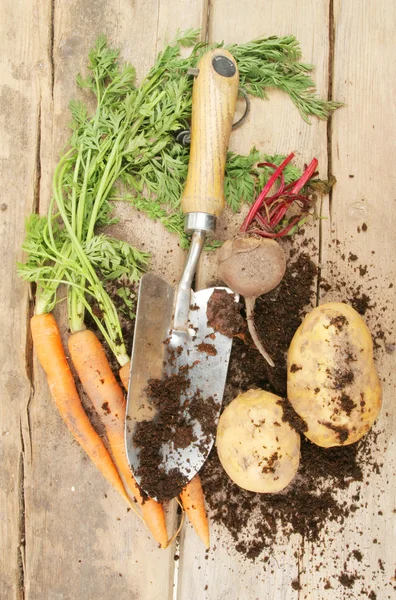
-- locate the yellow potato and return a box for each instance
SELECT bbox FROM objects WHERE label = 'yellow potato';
[287,302,382,447]
[216,389,301,493]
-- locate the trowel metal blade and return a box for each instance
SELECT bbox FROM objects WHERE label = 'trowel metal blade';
[125,272,235,497]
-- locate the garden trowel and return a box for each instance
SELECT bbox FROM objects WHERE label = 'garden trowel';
[125,48,239,499]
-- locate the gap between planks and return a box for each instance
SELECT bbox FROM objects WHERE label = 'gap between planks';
[299,1,334,595]
[171,5,212,598]
[316,0,335,310]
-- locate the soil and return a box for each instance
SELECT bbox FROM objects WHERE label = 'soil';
[248,252,317,396]
[87,235,390,586]
[206,289,246,338]
[200,248,384,562]
[132,369,220,501]
[197,342,218,356]
[132,372,192,500]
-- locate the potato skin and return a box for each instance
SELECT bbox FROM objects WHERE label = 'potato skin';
[216,389,300,493]
[287,302,382,447]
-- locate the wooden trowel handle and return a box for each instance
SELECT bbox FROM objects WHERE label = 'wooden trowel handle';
[181,49,239,219]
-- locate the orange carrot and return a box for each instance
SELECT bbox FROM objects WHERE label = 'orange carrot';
[180,474,210,549]
[120,360,210,548]
[119,362,130,391]
[31,313,132,507]
[68,329,168,548]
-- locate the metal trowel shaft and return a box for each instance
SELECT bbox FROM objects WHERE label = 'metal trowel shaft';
[174,213,216,330]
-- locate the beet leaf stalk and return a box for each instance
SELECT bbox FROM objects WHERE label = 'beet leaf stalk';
[241,153,318,237]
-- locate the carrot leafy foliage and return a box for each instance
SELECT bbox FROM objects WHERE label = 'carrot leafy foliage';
[19,30,340,343]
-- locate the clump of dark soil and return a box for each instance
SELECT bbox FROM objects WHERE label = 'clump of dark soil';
[251,252,317,395]
[133,368,219,501]
[277,397,308,433]
[339,572,357,588]
[206,288,246,338]
[197,342,217,356]
[133,372,191,501]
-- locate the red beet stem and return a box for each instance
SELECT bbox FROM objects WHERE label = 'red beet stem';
[291,158,318,194]
[265,174,286,201]
[240,153,295,232]
[250,215,302,238]
[254,212,273,232]
[269,203,290,228]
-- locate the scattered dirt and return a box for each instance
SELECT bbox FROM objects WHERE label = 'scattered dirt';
[339,572,357,588]
[197,342,217,356]
[249,252,317,396]
[201,248,385,564]
[133,372,192,501]
[318,243,394,352]
[86,232,391,592]
[277,397,308,433]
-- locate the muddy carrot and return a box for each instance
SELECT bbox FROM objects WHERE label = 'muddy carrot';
[68,329,169,548]
[31,313,132,507]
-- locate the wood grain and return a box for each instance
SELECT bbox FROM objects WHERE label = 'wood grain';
[2,0,396,598]
[298,1,396,597]
[182,1,330,599]
[0,0,46,597]
[181,49,239,218]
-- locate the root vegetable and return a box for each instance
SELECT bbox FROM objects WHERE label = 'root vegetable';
[180,475,210,549]
[216,389,301,493]
[217,236,286,366]
[217,153,318,366]
[30,313,133,508]
[69,329,169,548]
[287,302,382,447]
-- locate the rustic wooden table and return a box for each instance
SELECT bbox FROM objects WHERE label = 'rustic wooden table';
[1,0,395,598]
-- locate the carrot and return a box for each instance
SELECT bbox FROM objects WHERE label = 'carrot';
[120,360,210,548]
[68,329,169,548]
[119,362,130,391]
[180,475,210,549]
[31,313,132,507]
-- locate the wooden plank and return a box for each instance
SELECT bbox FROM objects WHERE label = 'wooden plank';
[298,1,396,597]
[4,1,395,599]
[179,1,330,598]
[0,0,48,597]
[22,1,200,599]
[20,1,213,599]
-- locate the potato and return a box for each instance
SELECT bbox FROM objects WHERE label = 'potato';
[216,389,301,493]
[287,302,382,447]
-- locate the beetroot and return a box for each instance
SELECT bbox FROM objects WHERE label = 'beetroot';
[217,236,286,366]
[217,153,318,366]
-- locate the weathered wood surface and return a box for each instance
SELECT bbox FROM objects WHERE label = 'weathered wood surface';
[190,2,328,599]
[1,0,395,599]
